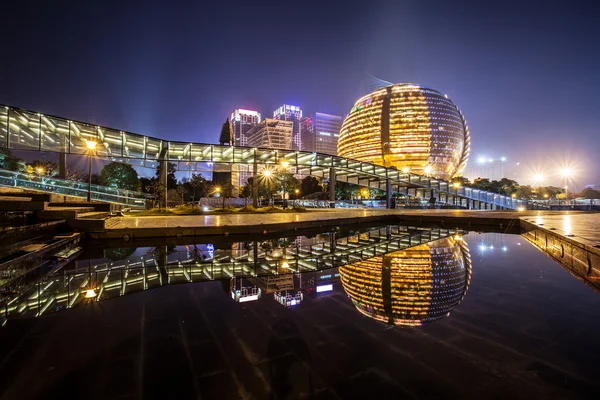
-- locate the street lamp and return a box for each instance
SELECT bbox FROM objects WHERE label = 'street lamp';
[35,166,45,176]
[402,166,410,174]
[86,140,97,202]
[281,160,290,210]
[560,168,572,201]
[281,160,290,209]
[452,182,460,206]
[424,165,432,176]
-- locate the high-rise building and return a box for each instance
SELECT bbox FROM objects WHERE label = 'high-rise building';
[230,109,261,147]
[314,112,342,155]
[246,118,293,150]
[273,104,302,151]
[300,115,314,152]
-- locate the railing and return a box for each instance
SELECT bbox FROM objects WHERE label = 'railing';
[0,168,152,206]
[0,226,453,320]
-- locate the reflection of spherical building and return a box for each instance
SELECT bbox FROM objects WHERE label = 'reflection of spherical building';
[339,236,471,326]
[338,84,470,179]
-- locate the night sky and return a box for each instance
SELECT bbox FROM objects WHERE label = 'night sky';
[1,1,598,187]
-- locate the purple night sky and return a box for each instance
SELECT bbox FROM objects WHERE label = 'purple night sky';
[1,0,598,188]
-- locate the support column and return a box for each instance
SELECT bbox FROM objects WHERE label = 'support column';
[329,167,336,208]
[252,162,258,208]
[58,152,67,179]
[158,160,168,208]
[385,178,392,209]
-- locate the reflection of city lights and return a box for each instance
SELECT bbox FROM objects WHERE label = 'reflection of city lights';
[85,289,97,298]
[517,206,525,212]
[500,157,506,162]
[502,246,508,252]
[479,244,487,252]
[424,165,432,175]
[402,166,410,174]
[478,156,486,164]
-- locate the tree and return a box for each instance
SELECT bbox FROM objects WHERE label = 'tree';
[240,177,254,206]
[29,160,59,178]
[276,172,300,200]
[451,176,471,186]
[148,180,166,208]
[66,162,87,182]
[139,177,155,193]
[300,176,323,197]
[498,178,519,196]
[579,188,600,199]
[217,181,235,210]
[176,184,186,204]
[188,173,207,202]
[219,118,233,145]
[100,162,139,190]
[154,162,177,190]
[0,148,25,171]
[516,185,533,199]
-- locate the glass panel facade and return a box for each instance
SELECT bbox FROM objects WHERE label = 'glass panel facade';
[9,109,39,150]
[123,132,145,159]
[99,127,123,157]
[0,107,9,147]
[40,115,68,153]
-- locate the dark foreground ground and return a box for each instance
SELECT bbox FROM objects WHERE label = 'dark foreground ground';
[0,233,599,399]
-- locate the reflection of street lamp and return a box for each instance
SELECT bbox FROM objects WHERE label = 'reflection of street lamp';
[281,160,290,209]
[86,140,97,202]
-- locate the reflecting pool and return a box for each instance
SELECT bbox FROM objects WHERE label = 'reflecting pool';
[0,229,599,399]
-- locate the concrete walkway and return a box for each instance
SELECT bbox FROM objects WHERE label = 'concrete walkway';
[95,208,592,238]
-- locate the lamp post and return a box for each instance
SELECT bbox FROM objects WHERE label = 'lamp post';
[452,182,460,206]
[281,160,289,209]
[86,140,97,202]
[560,168,571,203]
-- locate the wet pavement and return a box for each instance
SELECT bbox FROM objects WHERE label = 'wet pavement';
[0,232,599,399]
[520,213,600,247]
[106,208,588,230]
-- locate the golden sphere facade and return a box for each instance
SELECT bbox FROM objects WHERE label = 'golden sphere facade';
[338,84,471,179]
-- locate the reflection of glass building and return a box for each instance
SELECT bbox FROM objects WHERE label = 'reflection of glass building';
[339,236,471,326]
[338,84,471,179]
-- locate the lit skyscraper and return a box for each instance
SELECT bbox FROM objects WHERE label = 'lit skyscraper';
[300,115,314,152]
[246,118,293,150]
[274,104,302,151]
[230,109,261,147]
[314,112,342,155]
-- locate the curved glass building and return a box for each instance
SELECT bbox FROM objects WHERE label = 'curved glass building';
[338,83,471,179]
[339,236,472,326]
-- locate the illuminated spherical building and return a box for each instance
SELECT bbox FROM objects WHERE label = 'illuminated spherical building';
[339,236,471,326]
[338,84,471,179]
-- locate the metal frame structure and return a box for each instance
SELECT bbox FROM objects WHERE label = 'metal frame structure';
[0,104,523,209]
